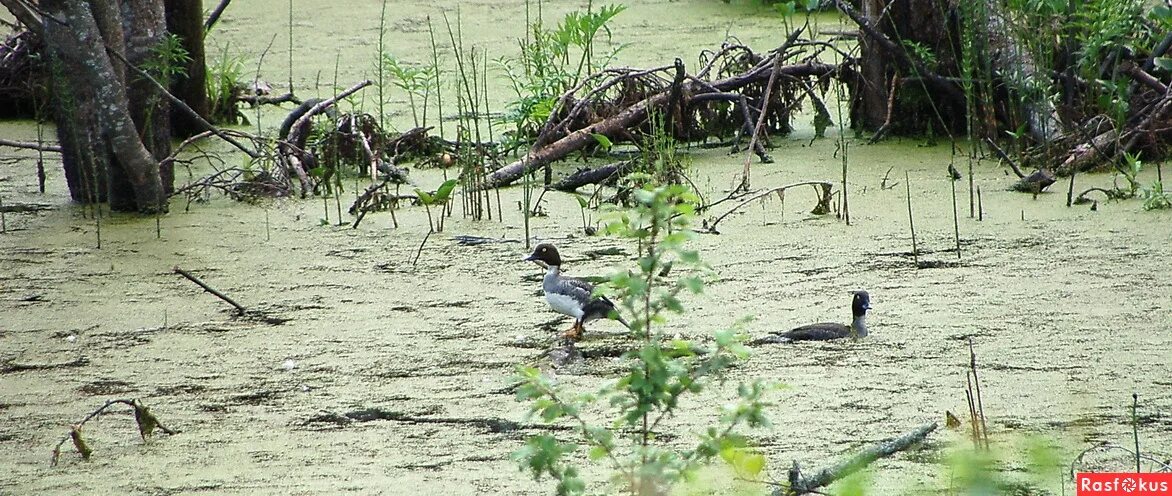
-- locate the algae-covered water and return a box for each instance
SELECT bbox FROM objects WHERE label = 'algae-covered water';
[2,1,1171,494]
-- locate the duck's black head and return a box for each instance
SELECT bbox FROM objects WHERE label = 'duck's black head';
[851,290,871,317]
[524,243,562,267]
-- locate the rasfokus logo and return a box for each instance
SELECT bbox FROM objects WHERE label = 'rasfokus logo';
[1077,473,1172,495]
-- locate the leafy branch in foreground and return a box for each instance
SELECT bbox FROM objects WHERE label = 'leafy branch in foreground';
[512,185,774,495]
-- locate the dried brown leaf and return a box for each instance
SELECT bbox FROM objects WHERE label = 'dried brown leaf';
[133,401,158,440]
[70,425,92,460]
[945,410,962,430]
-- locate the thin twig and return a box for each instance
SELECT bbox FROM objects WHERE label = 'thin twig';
[984,137,1026,179]
[740,37,794,191]
[1132,393,1142,474]
[173,266,246,314]
[104,47,261,159]
[706,181,833,233]
[905,172,918,266]
[951,175,961,259]
[969,338,990,449]
[412,230,433,267]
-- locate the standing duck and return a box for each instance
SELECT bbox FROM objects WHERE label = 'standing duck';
[523,243,630,341]
[752,290,871,344]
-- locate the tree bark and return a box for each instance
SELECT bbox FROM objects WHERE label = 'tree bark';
[43,4,110,204]
[43,0,168,213]
[164,0,210,138]
[124,0,174,194]
[856,0,888,129]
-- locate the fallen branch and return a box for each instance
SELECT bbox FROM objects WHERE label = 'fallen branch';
[0,201,55,213]
[238,92,300,107]
[172,266,246,314]
[284,80,372,148]
[1055,127,1119,176]
[0,0,43,37]
[1120,60,1168,94]
[486,59,838,188]
[780,422,938,495]
[301,407,573,433]
[0,138,62,153]
[549,160,635,192]
[1073,186,1117,204]
[740,30,803,189]
[984,137,1026,178]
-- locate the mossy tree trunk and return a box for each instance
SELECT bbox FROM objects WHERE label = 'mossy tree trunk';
[125,0,174,194]
[41,0,169,213]
[164,0,209,139]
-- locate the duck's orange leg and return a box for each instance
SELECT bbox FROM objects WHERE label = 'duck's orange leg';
[561,320,584,342]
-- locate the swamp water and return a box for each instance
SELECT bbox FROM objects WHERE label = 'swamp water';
[2,0,1170,494]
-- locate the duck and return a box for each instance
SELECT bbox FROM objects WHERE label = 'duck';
[523,243,630,341]
[752,290,871,344]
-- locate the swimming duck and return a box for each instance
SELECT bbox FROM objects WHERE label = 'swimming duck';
[523,243,630,341]
[753,290,871,344]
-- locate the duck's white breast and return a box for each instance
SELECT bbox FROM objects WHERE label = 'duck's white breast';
[545,292,584,319]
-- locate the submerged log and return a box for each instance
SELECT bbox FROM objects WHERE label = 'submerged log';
[549,160,635,192]
[1011,169,1056,193]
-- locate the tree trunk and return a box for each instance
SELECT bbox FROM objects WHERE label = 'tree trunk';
[43,4,110,203]
[90,0,135,210]
[124,0,174,193]
[164,0,210,138]
[844,0,967,136]
[42,0,168,213]
[856,0,888,129]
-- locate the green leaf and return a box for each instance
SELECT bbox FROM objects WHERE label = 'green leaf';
[591,133,613,151]
[574,194,589,209]
[719,447,765,478]
[1155,57,1172,72]
[587,445,609,460]
[415,189,434,205]
[434,179,459,202]
[775,1,796,17]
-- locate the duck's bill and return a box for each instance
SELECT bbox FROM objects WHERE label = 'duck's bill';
[522,254,536,261]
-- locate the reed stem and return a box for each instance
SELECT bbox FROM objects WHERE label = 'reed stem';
[905,171,918,266]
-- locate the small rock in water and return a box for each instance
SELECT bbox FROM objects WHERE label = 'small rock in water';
[282,359,297,371]
[548,345,583,368]
[65,334,76,343]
